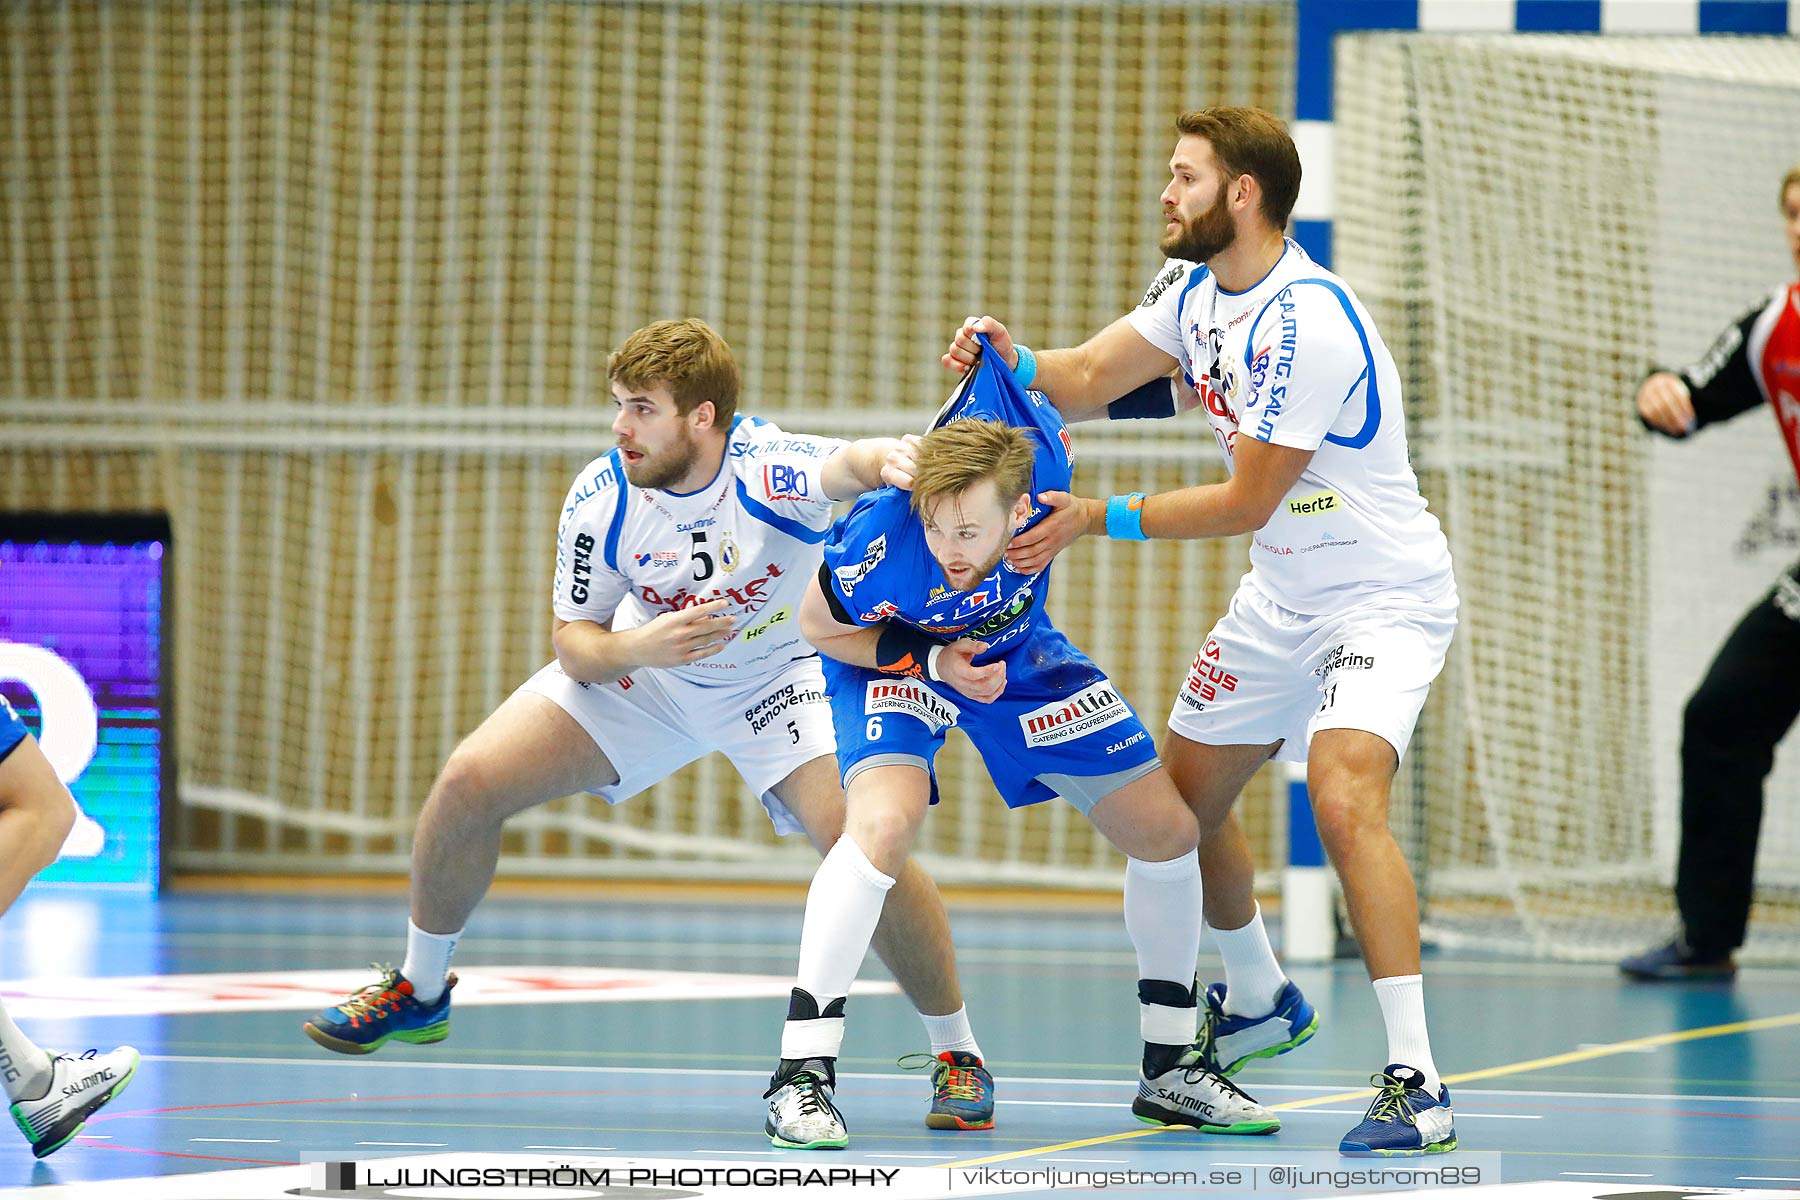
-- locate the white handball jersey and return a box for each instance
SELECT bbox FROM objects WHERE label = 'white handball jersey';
[552,415,847,682]
[1126,240,1454,614]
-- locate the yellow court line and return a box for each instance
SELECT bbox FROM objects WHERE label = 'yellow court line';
[942,1008,1800,1169]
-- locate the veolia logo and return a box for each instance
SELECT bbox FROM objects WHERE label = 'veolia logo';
[0,643,106,860]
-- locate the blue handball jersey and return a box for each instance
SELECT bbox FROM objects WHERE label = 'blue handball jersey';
[819,335,1074,657]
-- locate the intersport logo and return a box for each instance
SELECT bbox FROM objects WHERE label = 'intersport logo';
[1018,682,1130,747]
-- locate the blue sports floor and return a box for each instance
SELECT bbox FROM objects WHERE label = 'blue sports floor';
[2,887,1798,1198]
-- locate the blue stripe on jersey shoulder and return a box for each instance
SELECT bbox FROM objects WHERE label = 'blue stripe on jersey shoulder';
[603,449,629,571]
[1244,276,1381,451]
[1173,263,1210,323]
[735,477,828,544]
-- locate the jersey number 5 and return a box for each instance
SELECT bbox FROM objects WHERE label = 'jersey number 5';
[689,531,715,582]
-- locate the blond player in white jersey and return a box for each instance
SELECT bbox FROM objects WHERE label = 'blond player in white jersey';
[944,107,1459,1157]
[306,320,990,1132]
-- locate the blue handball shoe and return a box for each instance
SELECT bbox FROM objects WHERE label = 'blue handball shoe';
[1195,980,1319,1076]
[1340,1063,1456,1156]
[304,965,455,1055]
[899,1051,996,1131]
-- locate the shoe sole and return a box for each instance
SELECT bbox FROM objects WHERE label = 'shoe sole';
[765,1121,848,1150]
[1130,1099,1280,1136]
[925,1113,994,1130]
[24,1054,139,1159]
[303,1019,449,1055]
[1218,1010,1321,1078]
[1341,1135,1458,1156]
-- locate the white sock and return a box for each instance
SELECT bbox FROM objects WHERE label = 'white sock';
[784,836,894,1061]
[1124,851,1204,987]
[1372,974,1441,1095]
[920,1007,982,1060]
[0,998,53,1103]
[1125,852,1204,1047]
[1210,903,1287,1018]
[402,921,461,1006]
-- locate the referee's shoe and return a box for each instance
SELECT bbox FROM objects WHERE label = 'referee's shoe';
[1619,935,1735,981]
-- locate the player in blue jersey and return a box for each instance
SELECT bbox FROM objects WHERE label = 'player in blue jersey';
[944,107,1458,1156]
[303,320,987,1135]
[0,697,137,1157]
[761,338,1279,1149]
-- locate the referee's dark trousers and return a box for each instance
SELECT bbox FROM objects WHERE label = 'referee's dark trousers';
[1676,562,1800,957]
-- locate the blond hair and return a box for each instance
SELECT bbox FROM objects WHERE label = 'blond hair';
[1783,164,1800,205]
[607,318,740,424]
[909,419,1036,519]
[1176,106,1302,229]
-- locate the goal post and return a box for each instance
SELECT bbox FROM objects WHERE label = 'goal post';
[1334,31,1800,960]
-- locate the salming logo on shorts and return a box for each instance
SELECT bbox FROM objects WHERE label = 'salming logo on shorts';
[864,679,959,733]
[1018,682,1131,747]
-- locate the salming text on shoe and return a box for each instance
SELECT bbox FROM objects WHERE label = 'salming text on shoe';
[1133,1052,1280,1135]
[10,1046,139,1159]
[303,966,455,1054]
[1196,980,1319,1076]
[900,1051,995,1130]
[764,1058,848,1150]
[1619,938,1735,982]
[1339,1064,1456,1156]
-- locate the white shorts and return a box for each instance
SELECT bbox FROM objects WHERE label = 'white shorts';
[1167,577,1458,763]
[516,654,836,835]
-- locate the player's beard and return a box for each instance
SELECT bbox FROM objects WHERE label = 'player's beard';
[1160,189,1235,263]
[622,429,700,490]
[937,540,1010,592]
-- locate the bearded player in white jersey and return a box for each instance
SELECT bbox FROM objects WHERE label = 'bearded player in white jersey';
[306,319,991,1133]
[944,107,1459,1157]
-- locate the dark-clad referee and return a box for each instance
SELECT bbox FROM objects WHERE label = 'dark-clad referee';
[1622,164,1800,981]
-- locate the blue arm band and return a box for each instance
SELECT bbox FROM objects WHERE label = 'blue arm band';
[1106,377,1179,420]
[1105,493,1149,541]
[1010,344,1037,390]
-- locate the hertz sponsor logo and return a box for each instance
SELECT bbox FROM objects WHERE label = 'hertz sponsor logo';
[1286,489,1339,517]
[1018,681,1131,747]
[864,680,959,732]
[743,607,790,641]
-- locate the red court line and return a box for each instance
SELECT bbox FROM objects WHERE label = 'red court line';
[87,1142,293,1167]
[90,1088,661,1122]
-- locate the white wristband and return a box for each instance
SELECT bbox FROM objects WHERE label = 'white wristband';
[926,644,945,682]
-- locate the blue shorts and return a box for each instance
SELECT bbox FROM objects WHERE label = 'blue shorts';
[823,625,1162,814]
[0,696,27,764]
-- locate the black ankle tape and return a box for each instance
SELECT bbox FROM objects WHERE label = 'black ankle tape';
[1137,978,1196,1008]
[1142,1042,1188,1078]
[785,988,848,1022]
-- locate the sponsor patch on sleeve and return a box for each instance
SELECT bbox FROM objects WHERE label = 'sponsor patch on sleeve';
[764,462,810,502]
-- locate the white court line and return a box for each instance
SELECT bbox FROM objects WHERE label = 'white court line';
[1043,1158,1127,1164]
[866,1154,956,1160]
[1562,1172,1653,1178]
[1274,1108,1542,1120]
[76,1135,111,1140]
[695,1150,778,1155]
[190,1138,281,1144]
[133,1057,1800,1106]
[357,1141,448,1148]
[524,1146,615,1152]
[1740,1179,1800,1184]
